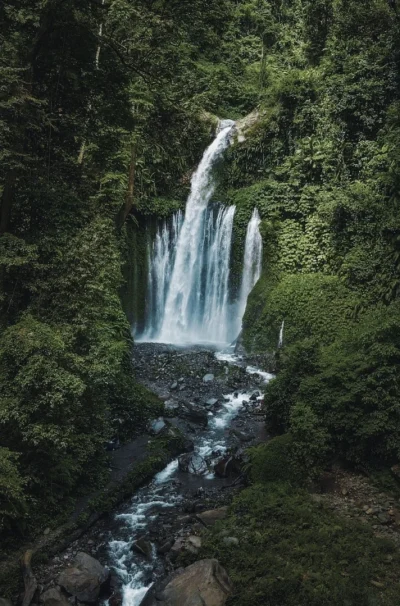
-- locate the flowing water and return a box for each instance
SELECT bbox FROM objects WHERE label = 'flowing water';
[158,121,235,345]
[139,123,263,345]
[107,125,270,605]
[142,212,183,341]
[105,350,273,606]
[233,208,263,337]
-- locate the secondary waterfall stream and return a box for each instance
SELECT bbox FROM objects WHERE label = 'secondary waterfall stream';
[139,120,263,345]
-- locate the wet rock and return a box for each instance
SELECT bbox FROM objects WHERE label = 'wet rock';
[230,429,253,443]
[58,552,110,604]
[40,589,69,606]
[157,559,232,606]
[181,402,208,427]
[214,454,242,478]
[158,540,174,555]
[178,453,208,475]
[205,398,219,408]
[147,417,167,436]
[196,508,228,527]
[203,374,215,383]
[164,400,180,416]
[131,537,153,559]
[171,382,178,391]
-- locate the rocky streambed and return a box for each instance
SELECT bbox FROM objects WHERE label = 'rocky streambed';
[32,343,274,606]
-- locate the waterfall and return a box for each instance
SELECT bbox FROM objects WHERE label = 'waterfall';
[278,320,285,348]
[138,123,264,346]
[141,212,183,340]
[234,208,263,336]
[156,121,236,344]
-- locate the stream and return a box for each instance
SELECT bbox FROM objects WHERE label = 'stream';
[102,344,273,606]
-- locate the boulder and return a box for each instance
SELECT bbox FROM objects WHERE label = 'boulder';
[230,429,253,443]
[159,559,232,606]
[158,539,174,555]
[214,455,242,478]
[170,381,178,390]
[196,508,228,527]
[181,402,208,427]
[205,398,219,409]
[40,589,69,606]
[203,374,215,383]
[178,453,208,475]
[164,400,180,415]
[131,537,153,559]
[58,552,110,604]
[147,418,167,436]
[186,536,202,554]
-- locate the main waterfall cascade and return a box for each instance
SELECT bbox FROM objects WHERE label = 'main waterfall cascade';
[139,120,263,345]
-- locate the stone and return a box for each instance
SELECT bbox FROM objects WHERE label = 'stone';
[196,508,228,527]
[147,417,167,436]
[58,552,110,604]
[203,374,215,383]
[40,589,69,606]
[186,536,202,554]
[158,559,232,606]
[158,540,174,555]
[131,537,153,559]
[164,400,180,415]
[214,455,242,478]
[178,453,208,475]
[205,398,219,408]
[377,513,391,525]
[43,527,51,536]
[171,382,178,390]
[230,429,253,443]
[222,537,239,547]
[181,402,208,427]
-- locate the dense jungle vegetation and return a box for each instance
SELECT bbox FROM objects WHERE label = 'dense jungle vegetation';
[1,0,400,602]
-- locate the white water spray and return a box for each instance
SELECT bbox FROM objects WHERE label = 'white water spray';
[156,121,236,344]
[234,208,263,336]
[278,320,285,348]
[142,212,183,340]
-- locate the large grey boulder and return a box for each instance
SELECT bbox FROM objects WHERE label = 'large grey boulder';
[196,507,228,527]
[40,588,69,606]
[157,559,232,606]
[58,552,110,603]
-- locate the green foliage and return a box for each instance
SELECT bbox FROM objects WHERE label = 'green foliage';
[248,434,297,484]
[0,448,26,533]
[198,481,400,606]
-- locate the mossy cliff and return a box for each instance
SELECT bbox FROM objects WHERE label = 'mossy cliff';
[210,1,400,473]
